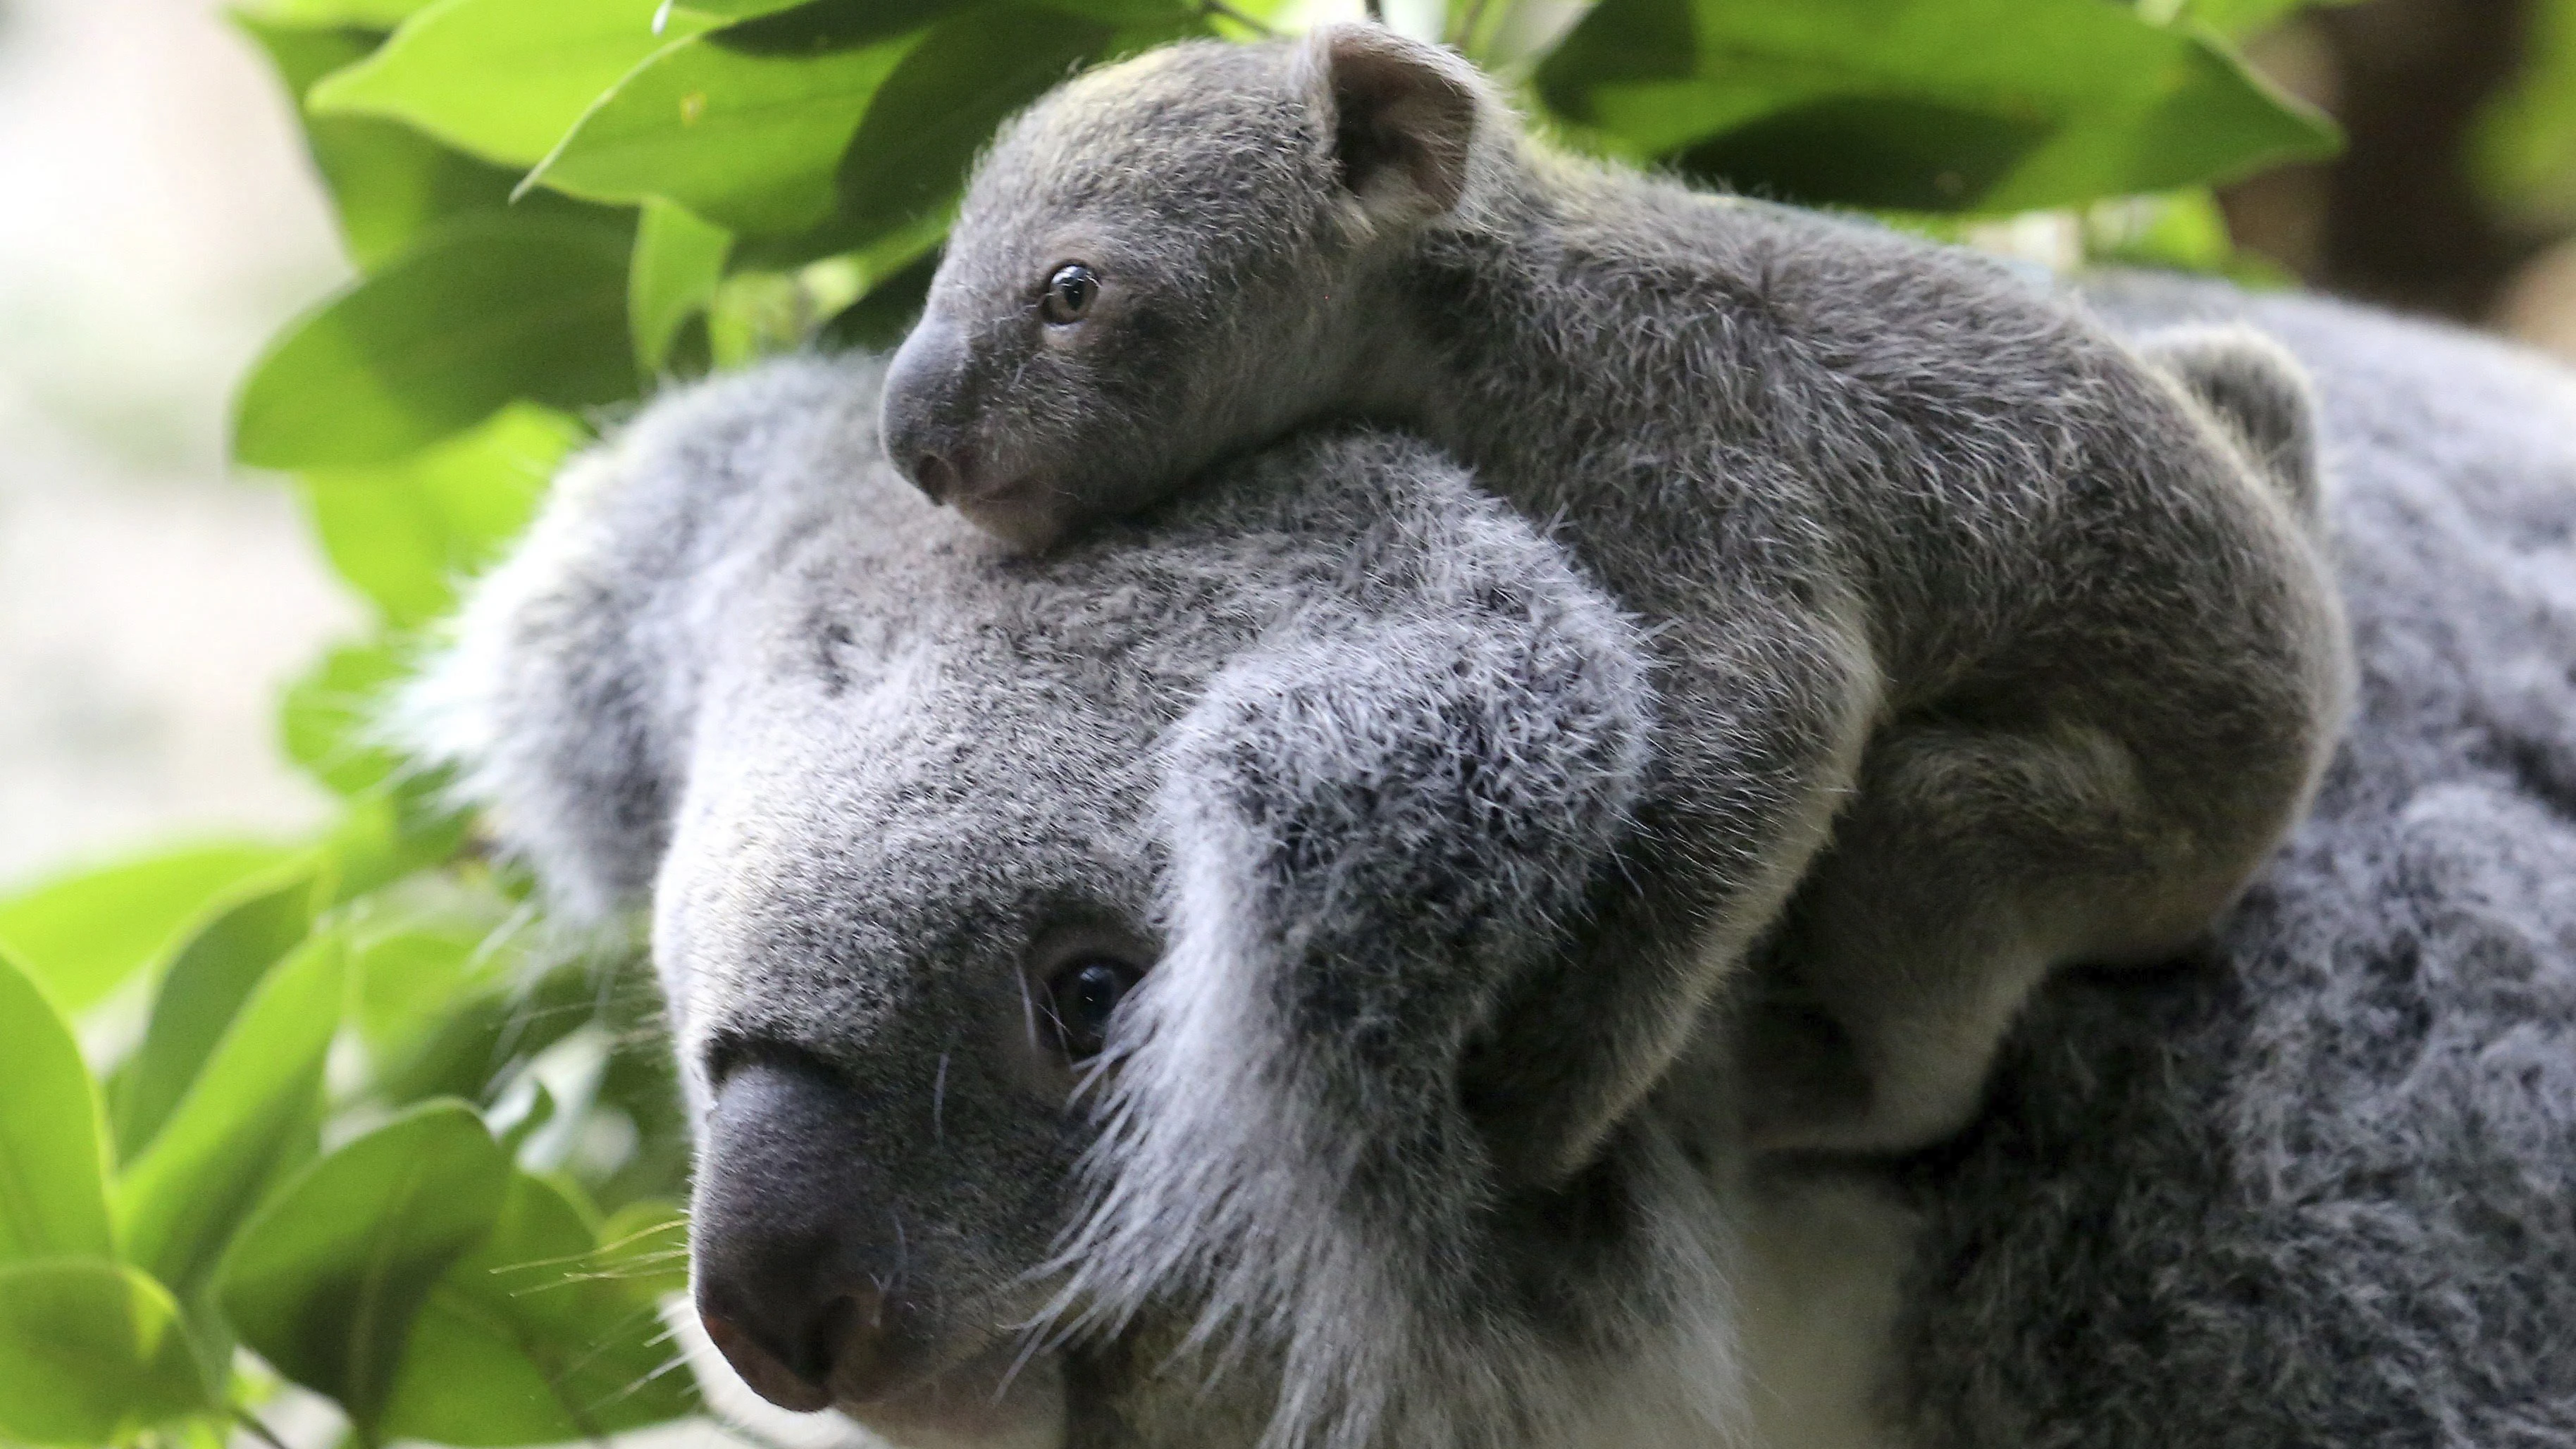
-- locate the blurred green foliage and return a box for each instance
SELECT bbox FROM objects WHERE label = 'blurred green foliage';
[0,0,2407,1442]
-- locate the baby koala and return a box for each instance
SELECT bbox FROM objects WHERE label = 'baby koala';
[879,25,2352,1159]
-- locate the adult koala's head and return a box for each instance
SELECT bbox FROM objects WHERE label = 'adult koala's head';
[878,26,1503,548]
[411,358,1733,1449]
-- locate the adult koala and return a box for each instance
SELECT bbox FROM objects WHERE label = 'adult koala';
[408,280,2576,1449]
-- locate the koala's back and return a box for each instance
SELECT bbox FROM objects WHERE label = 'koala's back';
[1888,280,2576,1447]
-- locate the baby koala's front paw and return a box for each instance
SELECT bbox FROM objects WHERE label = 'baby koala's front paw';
[1737,995,1878,1152]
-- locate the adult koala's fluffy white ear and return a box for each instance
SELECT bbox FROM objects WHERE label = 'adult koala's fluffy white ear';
[1060,521,1671,1447]
[396,360,877,918]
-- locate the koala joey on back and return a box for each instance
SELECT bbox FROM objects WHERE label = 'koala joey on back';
[878,24,2355,1156]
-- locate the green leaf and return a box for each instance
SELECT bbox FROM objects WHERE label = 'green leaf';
[631,197,733,371]
[235,213,638,470]
[0,951,113,1266]
[1536,0,2339,213]
[235,15,531,271]
[349,919,514,1058]
[117,935,347,1298]
[219,1102,514,1432]
[2475,0,2576,226]
[591,1198,689,1299]
[297,404,586,629]
[282,641,413,796]
[0,842,301,1014]
[820,243,939,350]
[378,1172,698,1443]
[0,1260,212,1444]
[2160,0,2360,38]
[309,0,723,168]
[827,4,1115,249]
[240,0,441,24]
[323,781,475,903]
[533,24,917,237]
[114,869,323,1162]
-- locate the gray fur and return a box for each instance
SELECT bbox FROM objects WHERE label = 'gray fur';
[409,282,2576,1448]
[882,25,2353,1174]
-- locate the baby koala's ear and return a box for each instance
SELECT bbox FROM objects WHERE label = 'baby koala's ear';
[1301,22,1481,228]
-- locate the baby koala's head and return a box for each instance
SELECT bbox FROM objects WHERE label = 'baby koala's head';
[879,25,1500,549]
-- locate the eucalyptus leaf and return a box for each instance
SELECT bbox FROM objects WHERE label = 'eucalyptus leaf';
[0,842,301,1014]
[631,197,734,371]
[2474,0,2576,225]
[591,1198,690,1299]
[829,5,1114,248]
[309,0,723,167]
[0,1260,212,1445]
[377,1171,698,1443]
[240,0,440,24]
[235,15,531,272]
[114,868,324,1162]
[296,402,581,628]
[533,24,916,236]
[281,641,414,796]
[0,950,113,1266]
[1537,0,2338,213]
[117,934,346,1297]
[235,213,637,470]
[218,1102,513,1433]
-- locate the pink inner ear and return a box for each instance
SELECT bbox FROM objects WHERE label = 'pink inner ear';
[1323,28,1477,215]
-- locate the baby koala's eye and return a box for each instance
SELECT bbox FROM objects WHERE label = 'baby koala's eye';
[1046,954,1141,1059]
[1039,262,1098,325]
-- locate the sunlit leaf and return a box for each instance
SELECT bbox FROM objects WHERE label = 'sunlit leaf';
[0,842,301,1014]
[117,935,346,1298]
[591,1198,690,1299]
[631,197,734,372]
[0,1260,212,1444]
[114,868,323,1162]
[533,25,917,236]
[829,5,1114,249]
[309,0,723,167]
[296,403,583,630]
[323,780,476,903]
[235,15,529,272]
[240,0,440,24]
[378,1171,698,1443]
[219,1102,514,1432]
[235,214,637,470]
[2475,0,2576,226]
[0,951,113,1266]
[1537,0,2339,213]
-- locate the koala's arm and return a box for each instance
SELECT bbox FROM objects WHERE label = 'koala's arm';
[1055,469,1668,1438]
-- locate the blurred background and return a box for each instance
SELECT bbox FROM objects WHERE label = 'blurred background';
[0,0,355,886]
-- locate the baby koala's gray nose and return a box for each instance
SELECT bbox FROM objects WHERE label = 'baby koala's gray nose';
[693,1055,922,1411]
[881,318,975,504]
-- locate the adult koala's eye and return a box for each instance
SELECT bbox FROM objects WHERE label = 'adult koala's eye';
[1039,263,1098,325]
[1046,954,1141,1059]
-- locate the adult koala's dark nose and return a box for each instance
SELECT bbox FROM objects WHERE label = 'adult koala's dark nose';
[880,317,977,504]
[693,1056,925,1412]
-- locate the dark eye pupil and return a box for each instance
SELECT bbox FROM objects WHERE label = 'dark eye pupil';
[1043,264,1096,323]
[1049,957,1135,1057]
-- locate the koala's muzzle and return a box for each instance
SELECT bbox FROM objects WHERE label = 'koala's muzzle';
[693,1056,929,1412]
[880,316,977,505]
